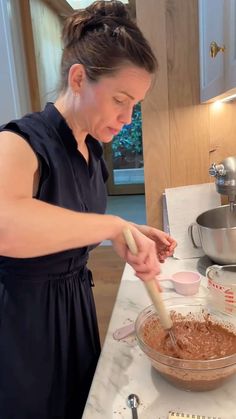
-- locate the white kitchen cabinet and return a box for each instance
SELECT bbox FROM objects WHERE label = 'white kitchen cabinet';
[224,0,236,92]
[199,0,236,102]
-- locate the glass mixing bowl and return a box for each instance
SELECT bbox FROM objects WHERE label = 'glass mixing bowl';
[135,296,236,391]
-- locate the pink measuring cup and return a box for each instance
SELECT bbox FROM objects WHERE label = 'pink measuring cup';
[157,271,201,296]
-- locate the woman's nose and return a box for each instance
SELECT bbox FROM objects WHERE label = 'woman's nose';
[118,106,133,125]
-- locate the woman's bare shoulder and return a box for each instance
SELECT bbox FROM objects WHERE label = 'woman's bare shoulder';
[0,130,38,162]
[0,130,39,191]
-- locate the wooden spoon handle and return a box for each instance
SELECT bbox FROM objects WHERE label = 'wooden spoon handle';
[123,227,173,330]
[144,280,173,329]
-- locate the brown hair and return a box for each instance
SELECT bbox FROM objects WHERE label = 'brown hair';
[60,0,158,91]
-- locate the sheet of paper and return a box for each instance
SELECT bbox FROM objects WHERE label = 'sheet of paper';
[165,183,221,259]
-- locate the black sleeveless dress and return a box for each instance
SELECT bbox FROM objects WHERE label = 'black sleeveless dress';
[0,103,108,419]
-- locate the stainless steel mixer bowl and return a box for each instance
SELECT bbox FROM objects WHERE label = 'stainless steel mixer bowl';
[194,205,236,264]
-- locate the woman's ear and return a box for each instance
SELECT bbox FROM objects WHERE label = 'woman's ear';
[68,64,86,95]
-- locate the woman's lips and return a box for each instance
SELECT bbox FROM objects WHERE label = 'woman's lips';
[108,127,121,135]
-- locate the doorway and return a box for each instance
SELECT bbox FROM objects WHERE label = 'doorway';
[103,102,145,195]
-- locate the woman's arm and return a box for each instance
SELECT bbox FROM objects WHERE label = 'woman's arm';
[0,131,126,256]
[0,131,160,281]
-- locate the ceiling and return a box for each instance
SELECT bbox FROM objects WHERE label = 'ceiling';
[66,0,128,10]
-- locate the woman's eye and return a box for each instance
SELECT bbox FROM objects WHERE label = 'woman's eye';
[114,97,125,104]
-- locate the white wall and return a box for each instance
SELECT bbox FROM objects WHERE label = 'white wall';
[0,0,31,124]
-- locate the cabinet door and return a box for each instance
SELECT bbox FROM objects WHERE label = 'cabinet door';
[225,0,236,92]
[199,0,225,102]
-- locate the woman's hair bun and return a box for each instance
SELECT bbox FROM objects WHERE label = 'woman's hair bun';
[62,1,130,47]
[88,0,130,20]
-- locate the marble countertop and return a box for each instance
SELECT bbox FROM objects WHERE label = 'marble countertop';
[82,257,236,419]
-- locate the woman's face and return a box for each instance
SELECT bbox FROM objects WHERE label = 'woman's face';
[74,65,153,142]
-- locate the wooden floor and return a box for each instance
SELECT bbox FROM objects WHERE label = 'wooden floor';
[87,245,125,345]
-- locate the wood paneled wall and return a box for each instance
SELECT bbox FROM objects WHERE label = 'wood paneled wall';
[136,0,236,228]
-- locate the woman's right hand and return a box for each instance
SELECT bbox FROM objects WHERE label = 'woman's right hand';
[111,225,161,283]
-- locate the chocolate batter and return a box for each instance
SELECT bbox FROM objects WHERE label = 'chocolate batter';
[142,311,236,360]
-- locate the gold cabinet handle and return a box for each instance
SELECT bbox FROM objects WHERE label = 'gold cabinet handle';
[210,41,226,58]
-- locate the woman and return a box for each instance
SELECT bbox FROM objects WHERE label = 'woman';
[0,1,176,418]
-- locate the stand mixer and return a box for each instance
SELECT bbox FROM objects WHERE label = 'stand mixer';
[193,157,236,276]
[198,156,236,278]
[209,156,236,211]
[189,156,236,267]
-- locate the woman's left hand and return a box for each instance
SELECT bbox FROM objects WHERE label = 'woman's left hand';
[133,224,177,263]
